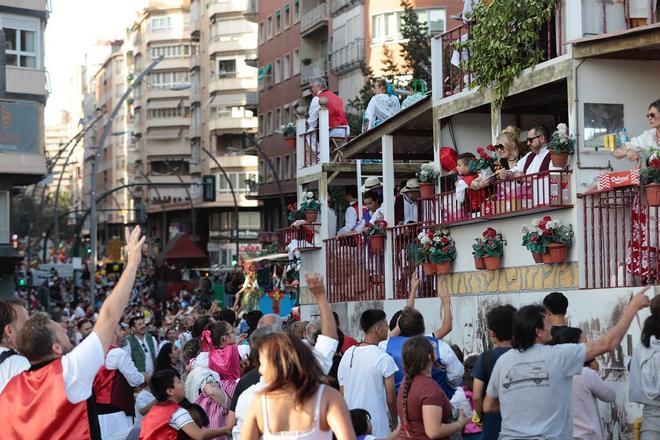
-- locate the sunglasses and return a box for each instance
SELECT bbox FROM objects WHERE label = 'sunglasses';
[495,144,505,150]
[647,113,657,119]
[526,135,541,144]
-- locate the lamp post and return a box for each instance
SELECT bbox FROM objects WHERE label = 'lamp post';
[89,55,164,304]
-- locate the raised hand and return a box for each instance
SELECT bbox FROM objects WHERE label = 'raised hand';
[304,272,326,300]
[411,271,420,295]
[629,287,651,311]
[125,226,146,266]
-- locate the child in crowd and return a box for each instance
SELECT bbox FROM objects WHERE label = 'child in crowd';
[454,153,487,219]
[350,408,399,440]
[459,354,484,439]
[139,369,226,440]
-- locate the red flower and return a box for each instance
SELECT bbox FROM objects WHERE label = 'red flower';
[531,235,538,243]
[483,227,497,238]
[479,151,490,159]
[476,147,485,154]
[651,157,660,168]
[487,144,496,152]
[440,236,449,244]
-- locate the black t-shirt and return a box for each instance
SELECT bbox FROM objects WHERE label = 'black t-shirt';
[229,368,261,412]
[551,325,567,339]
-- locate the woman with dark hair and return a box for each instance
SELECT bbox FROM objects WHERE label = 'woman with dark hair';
[155,342,182,374]
[630,295,660,440]
[552,326,615,440]
[396,336,466,440]
[241,332,355,439]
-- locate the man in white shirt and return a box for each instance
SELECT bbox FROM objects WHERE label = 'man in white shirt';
[338,186,361,235]
[0,226,146,439]
[0,298,30,393]
[125,316,158,375]
[338,309,398,437]
[484,290,650,440]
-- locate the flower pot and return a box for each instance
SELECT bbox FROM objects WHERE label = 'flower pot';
[368,235,385,252]
[305,210,318,222]
[474,257,485,270]
[422,262,435,276]
[550,152,569,169]
[435,261,451,274]
[284,137,296,149]
[483,255,501,270]
[532,252,544,264]
[542,243,568,264]
[644,183,660,207]
[419,182,435,199]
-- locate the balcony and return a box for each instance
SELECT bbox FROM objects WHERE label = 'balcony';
[208,0,247,17]
[245,0,258,22]
[301,129,319,167]
[330,38,364,74]
[580,185,659,289]
[190,0,201,36]
[6,67,48,96]
[146,116,190,129]
[213,154,258,168]
[330,0,358,16]
[301,58,327,85]
[278,224,321,253]
[190,53,200,69]
[146,26,190,43]
[209,112,257,132]
[190,85,201,103]
[209,74,256,93]
[301,3,329,36]
[209,33,257,54]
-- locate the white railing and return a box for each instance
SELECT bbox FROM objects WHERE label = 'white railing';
[301,3,328,33]
[330,38,364,73]
[301,58,327,84]
[330,0,357,16]
[209,0,248,14]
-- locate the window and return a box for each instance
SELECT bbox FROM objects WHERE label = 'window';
[274,58,282,84]
[217,59,237,78]
[149,71,189,87]
[149,45,190,60]
[147,107,190,119]
[150,16,172,31]
[267,16,273,39]
[258,160,267,182]
[258,22,265,43]
[275,157,282,182]
[425,9,447,34]
[371,12,403,43]
[275,10,282,34]
[275,108,282,129]
[284,155,292,179]
[266,111,273,134]
[258,114,265,137]
[284,4,291,27]
[292,48,300,75]
[218,173,258,194]
[283,53,291,80]
[211,18,253,39]
[283,105,290,124]
[294,0,300,21]
[0,191,9,243]
[3,23,37,68]
[239,211,260,228]
[211,105,253,119]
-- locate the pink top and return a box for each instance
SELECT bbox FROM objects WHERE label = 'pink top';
[463,389,483,435]
[200,330,241,381]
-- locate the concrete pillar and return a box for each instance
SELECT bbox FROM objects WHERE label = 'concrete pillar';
[382,134,395,300]
[491,103,502,144]
[318,97,330,164]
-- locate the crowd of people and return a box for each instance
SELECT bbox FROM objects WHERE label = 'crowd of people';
[0,226,658,439]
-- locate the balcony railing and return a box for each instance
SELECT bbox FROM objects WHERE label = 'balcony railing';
[421,170,572,226]
[389,223,437,299]
[325,234,385,303]
[330,0,357,16]
[439,4,562,97]
[301,129,320,167]
[301,58,327,84]
[330,39,365,74]
[301,3,329,34]
[580,185,659,289]
[277,223,321,252]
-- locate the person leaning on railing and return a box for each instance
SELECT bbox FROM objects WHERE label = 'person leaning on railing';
[470,132,523,190]
[614,99,660,162]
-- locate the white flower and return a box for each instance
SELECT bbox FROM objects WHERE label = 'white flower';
[417,232,426,240]
[556,123,568,134]
[433,236,441,242]
[521,225,529,234]
[546,220,559,230]
[420,236,431,245]
[531,218,540,227]
[306,191,314,199]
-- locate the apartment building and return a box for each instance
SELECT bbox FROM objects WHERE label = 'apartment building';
[189,0,260,265]
[0,0,49,290]
[331,0,463,106]
[44,111,77,197]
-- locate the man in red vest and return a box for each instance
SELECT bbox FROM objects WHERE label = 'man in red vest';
[94,323,148,439]
[307,77,350,138]
[0,226,146,440]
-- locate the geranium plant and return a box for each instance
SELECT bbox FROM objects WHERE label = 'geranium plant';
[280,122,296,137]
[429,228,456,263]
[469,145,497,173]
[286,202,298,223]
[417,162,440,183]
[640,153,660,185]
[521,215,573,253]
[473,227,507,258]
[366,220,388,237]
[299,192,320,213]
[546,123,575,155]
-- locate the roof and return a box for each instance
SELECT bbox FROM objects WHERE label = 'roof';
[158,233,208,261]
[569,22,660,60]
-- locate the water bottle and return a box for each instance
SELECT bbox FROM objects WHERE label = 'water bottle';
[622,128,628,143]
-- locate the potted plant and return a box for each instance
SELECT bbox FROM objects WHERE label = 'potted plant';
[540,216,573,264]
[474,227,506,270]
[470,145,498,173]
[429,228,456,274]
[299,192,320,222]
[521,221,549,263]
[417,162,440,199]
[640,154,660,206]
[413,232,434,276]
[366,220,387,252]
[546,123,575,169]
[286,202,298,224]
[472,235,486,270]
[280,122,297,149]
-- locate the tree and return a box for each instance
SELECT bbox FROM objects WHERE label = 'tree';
[399,0,431,87]
[381,45,402,84]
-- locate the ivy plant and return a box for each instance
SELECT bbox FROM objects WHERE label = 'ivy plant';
[453,0,557,107]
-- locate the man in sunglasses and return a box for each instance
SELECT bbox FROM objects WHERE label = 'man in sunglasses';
[507,125,557,177]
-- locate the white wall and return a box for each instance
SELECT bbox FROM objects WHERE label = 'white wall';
[439,112,492,154]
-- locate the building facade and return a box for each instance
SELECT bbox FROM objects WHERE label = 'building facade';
[0,0,50,290]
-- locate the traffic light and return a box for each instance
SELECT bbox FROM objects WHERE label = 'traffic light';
[17,278,26,287]
[11,234,18,249]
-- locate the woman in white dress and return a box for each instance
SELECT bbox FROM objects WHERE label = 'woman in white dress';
[363,79,401,132]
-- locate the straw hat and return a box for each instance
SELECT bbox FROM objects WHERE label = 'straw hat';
[361,177,382,192]
[400,178,420,193]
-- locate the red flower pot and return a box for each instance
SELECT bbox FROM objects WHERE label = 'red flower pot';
[435,262,451,274]
[368,235,385,252]
[550,152,569,169]
[483,255,501,270]
[644,183,660,207]
[474,257,485,270]
[422,262,435,276]
[542,243,568,264]
[284,137,296,149]
[305,210,318,222]
[419,182,435,199]
[532,252,544,263]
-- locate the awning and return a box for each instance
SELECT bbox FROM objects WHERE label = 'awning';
[245,253,289,263]
[158,233,208,261]
[147,99,191,109]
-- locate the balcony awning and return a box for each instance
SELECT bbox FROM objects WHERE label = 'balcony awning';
[569,22,660,59]
[147,99,191,109]
[341,95,434,160]
[158,233,208,262]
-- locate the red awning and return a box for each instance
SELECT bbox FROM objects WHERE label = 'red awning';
[158,233,208,261]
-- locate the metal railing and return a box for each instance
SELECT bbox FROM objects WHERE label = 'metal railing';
[330,39,365,74]
[301,129,319,167]
[301,58,327,84]
[301,3,329,34]
[277,223,321,252]
[325,233,385,303]
[580,185,659,289]
[389,223,437,299]
[421,170,572,226]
